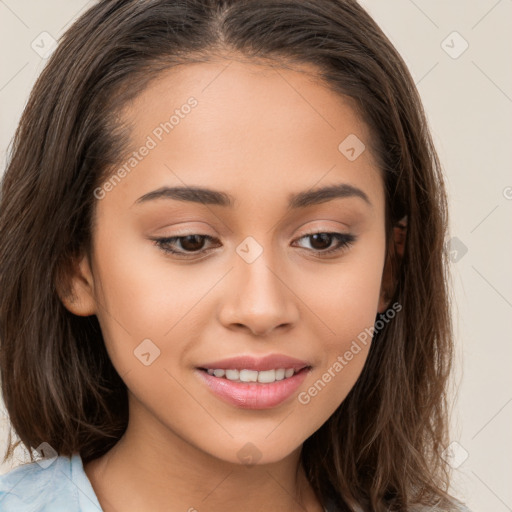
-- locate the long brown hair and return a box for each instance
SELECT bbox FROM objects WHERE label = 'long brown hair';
[0,1,457,510]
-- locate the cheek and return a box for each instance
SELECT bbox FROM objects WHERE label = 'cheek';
[293,237,385,413]
[88,221,179,374]
[91,222,202,336]
[298,232,385,342]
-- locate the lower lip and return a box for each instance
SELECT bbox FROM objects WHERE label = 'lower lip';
[196,368,310,409]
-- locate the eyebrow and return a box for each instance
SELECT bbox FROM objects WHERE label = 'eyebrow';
[134,183,372,209]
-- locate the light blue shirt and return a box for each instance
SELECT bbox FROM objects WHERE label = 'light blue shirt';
[0,453,102,511]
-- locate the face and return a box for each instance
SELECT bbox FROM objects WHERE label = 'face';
[65,57,389,466]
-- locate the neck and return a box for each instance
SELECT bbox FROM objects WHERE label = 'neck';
[84,395,323,512]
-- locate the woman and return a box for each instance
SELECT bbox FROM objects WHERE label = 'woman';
[0,1,470,510]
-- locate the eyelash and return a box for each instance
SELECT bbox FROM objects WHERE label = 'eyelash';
[151,231,356,259]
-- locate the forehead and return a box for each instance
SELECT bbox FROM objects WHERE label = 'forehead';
[110,57,384,212]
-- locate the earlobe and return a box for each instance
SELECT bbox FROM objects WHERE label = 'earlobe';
[378,216,407,313]
[56,252,97,316]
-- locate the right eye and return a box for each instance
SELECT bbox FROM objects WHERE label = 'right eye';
[151,234,221,258]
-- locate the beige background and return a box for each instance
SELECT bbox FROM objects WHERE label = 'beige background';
[1,1,511,511]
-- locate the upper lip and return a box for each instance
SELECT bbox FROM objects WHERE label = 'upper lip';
[198,354,311,372]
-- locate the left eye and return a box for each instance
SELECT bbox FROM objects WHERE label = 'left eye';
[293,232,356,254]
[152,231,356,258]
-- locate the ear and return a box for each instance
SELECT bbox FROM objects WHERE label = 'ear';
[55,252,97,316]
[377,216,407,313]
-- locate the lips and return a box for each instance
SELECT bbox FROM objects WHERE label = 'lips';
[197,354,311,372]
[195,354,312,409]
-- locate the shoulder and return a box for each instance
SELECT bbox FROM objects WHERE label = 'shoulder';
[0,453,87,511]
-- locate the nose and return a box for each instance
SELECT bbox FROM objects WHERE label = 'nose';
[217,252,300,337]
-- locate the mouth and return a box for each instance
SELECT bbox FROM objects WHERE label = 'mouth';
[195,354,312,409]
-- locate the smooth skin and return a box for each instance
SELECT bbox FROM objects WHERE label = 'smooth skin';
[60,55,402,512]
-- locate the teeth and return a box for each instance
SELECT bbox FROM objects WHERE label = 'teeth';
[257,369,275,383]
[225,369,239,380]
[205,367,300,383]
[239,369,258,382]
